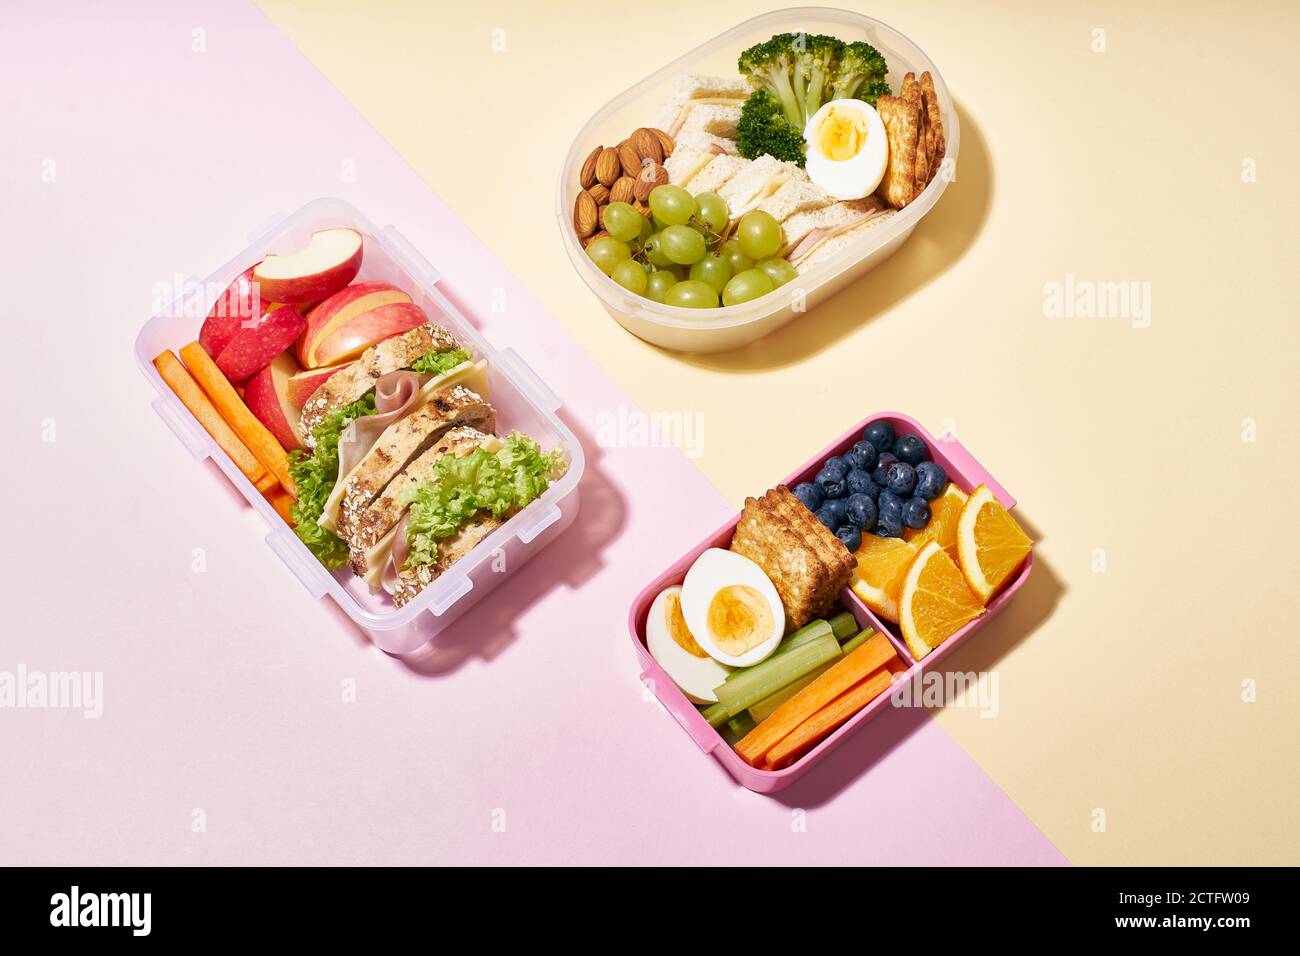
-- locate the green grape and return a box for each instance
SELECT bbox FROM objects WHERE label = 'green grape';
[642,232,673,268]
[610,258,648,294]
[648,185,695,226]
[721,268,775,306]
[586,236,631,276]
[660,224,707,265]
[689,253,733,294]
[602,202,643,243]
[664,279,720,309]
[694,191,729,233]
[755,257,798,288]
[644,270,677,303]
[637,213,654,244]
[736,210,782,260]
[718,238,755,276]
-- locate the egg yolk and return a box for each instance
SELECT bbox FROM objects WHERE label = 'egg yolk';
[707,585,774,656]
[816,105,869,162]
[665,593,709,658]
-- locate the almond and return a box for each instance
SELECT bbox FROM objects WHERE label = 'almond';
[633,162,668,202]
[631,128,663,164]
[618,142,643,179]
[595,147,620,187]
[609,176,635,205]
[579,145,602,189]
[573,190,598,238]
[587,183,610,205]
[649,127,675,158]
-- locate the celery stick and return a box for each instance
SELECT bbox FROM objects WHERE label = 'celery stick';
[747,629,877,723]
[829,611,858,641]
[702,701,729,727]
[721,619,832,682]
[713,633,841,717]
[727,711,756,739]
[840,629,872,654]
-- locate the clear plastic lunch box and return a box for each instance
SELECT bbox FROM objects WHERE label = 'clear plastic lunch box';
[558,7,958,353]
[628,412,1030,793]
[135,198,584,655]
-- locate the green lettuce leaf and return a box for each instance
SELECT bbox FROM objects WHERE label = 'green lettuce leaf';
[408,347,470,376]
[398,432,565,568]
[287,394,377,567]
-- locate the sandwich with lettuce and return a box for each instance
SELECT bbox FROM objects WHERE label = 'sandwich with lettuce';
[288,322,567,606]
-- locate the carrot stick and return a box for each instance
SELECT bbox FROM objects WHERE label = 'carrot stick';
[765,667,896,770]
[736,632,897,767]
[886,656,907,676]
[265,489,296,526]
[153,351,269,488]
[179,341,297,498]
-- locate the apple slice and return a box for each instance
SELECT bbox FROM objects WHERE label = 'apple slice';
[214,304,307,383]
[253,227,363,305]
[311,301,429,368]
[296,281,412,368]
[245,352,306,451]
[285,360,355,409]
[199,267,261,357]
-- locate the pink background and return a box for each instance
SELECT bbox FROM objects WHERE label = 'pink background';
[0,1,1064,864]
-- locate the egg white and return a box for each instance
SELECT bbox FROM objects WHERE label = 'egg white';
[803,99,889,201]
[646,585,732,704]
[680,548,785,667]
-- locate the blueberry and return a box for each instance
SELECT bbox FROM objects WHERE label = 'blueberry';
[893,433,928,466]
[914,462,947,501]
[871,452,898,488]
[842,440,878,473]
[814,505,839,531]
[820,456,850,481]
[845,493,877,531]
[902,496,931,530]
[886,461,916,496]
[824,497,849,524]
[864,420,895,453]
[845,468,877,497]
[834,524,862,552]
[874,510,904,537]
[792,481,824,512]
[814,467,846,499]
[877,489,903,523]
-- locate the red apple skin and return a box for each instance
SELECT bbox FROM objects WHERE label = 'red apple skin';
[295,282,410,367]
[252,228,363,305]
[312,301,429,367]
[199,268,261,357]
[245,353,306,451]
[215,305,307,384]
[285,361,355,408]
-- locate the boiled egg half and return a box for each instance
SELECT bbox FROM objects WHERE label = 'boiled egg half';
[803,99,888,201]
[680,549,784,667]
[646,585,732,703]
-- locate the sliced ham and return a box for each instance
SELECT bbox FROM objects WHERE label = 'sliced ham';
[334,369,427,484]
[786,207,891,265]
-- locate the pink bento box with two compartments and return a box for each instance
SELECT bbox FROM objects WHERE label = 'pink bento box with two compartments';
[628,412,1031,793]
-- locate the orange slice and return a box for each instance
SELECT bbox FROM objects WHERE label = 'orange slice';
[903,483,968,557]
[898,541,984,660]
[956,485,1033,602]
[850,535,918,622]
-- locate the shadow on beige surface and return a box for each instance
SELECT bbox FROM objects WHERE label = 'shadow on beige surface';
[680,103,992,372]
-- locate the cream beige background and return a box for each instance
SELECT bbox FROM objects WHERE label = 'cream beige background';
[258,0,1300,864]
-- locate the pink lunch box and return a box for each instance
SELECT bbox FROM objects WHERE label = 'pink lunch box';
[627,411,1032,793]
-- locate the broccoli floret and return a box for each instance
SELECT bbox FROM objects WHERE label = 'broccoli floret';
[796,34,844,126]
[859,77,892,107]
[828,40,890,103]
[736,33,894,162]
[736,89,807,166]
[738,34,803,128]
